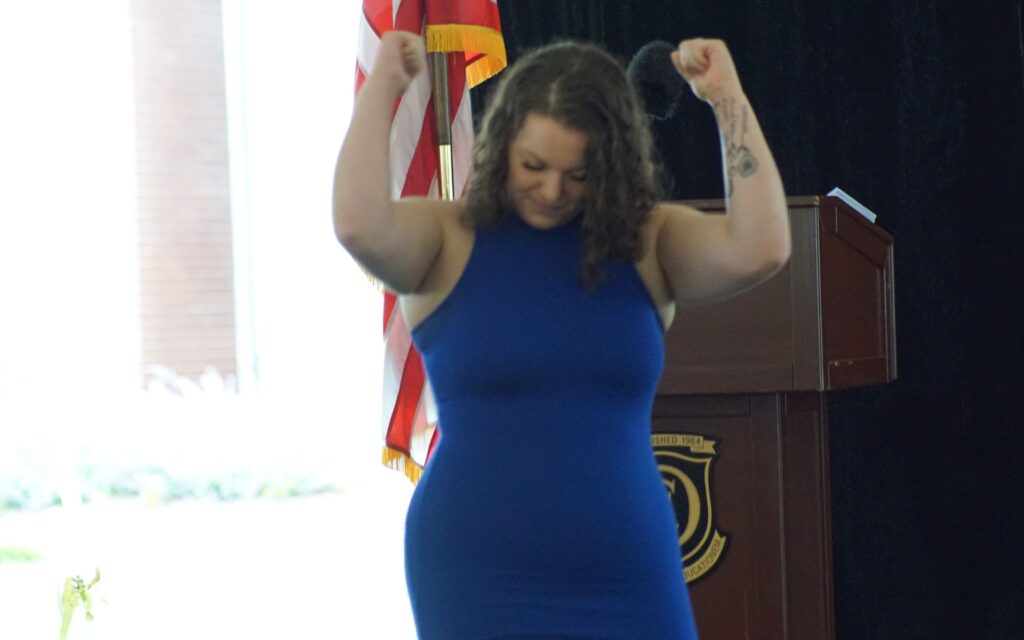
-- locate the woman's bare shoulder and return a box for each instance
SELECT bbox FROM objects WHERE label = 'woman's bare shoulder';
[639,202,702,254]
[397,196,465,217]
[397,197,471,233]
[648,201,705,227]
[398,198,476,328]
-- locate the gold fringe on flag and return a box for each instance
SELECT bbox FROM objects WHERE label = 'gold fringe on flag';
[425,24,507,87]
[381,446,424,484]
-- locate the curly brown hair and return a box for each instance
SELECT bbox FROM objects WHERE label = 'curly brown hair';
[463,40,665,289]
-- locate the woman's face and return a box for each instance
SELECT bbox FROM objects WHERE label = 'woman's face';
[505,112,589,230]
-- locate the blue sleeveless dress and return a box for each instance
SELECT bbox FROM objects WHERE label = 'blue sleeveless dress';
[407,212,698,639]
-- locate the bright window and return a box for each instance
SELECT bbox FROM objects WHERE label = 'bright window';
[0,2,415,638]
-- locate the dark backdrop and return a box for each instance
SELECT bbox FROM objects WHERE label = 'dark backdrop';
[477,2,1024,638]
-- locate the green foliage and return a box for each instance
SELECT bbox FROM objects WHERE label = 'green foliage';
[1,367,344,512]
[60,569,101,640]
[0,463,338,512]
[0,546,44,563]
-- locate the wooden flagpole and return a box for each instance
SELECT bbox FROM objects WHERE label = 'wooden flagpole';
[428,52,456,200]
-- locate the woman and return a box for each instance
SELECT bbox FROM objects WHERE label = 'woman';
[334,31,789,640]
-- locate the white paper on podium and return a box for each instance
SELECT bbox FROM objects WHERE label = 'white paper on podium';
[827,187,877,223]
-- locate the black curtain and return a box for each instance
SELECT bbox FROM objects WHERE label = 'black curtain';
[479,2,1024,638]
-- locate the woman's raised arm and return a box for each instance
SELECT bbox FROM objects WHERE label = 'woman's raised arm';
[333,31,449,294]
[654,38,791,306]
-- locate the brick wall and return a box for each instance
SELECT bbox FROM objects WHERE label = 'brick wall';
[130,0,236,381]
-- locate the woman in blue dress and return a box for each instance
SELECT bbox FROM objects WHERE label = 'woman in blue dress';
[334,32,790,639]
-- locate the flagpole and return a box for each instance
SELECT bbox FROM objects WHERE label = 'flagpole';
[428,52,456,200]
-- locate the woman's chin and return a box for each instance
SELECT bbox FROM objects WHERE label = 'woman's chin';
[517,205,578,230]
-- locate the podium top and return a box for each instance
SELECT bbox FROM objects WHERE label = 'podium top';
[657,195,896,396]
[681,195,890,238]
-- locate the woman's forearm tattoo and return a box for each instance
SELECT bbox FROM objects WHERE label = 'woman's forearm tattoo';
[714,97,759,196]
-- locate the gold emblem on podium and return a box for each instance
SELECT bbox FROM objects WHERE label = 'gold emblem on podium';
[652,433,729,584]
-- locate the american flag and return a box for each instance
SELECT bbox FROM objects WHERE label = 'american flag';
[356,0,505,482]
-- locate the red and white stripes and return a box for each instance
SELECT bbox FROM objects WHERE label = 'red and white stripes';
[357,0,478,478]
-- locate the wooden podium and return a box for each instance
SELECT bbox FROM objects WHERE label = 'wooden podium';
[652,195,896,640]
